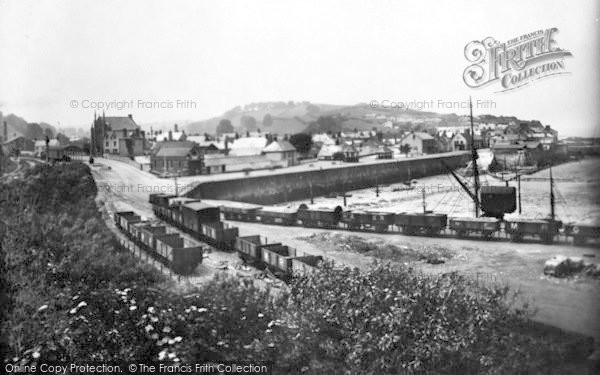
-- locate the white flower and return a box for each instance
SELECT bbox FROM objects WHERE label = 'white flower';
[147,306,155,314]
[129,306,137,311]
[257,313,264,318]
[77,301,87,309]
[174,336,182,343]
[197,308,208,313]
[69,308,77,314]
[150,316,158,323]
[145,325,154,332]
[168,352,176,359]
[38,305,48,312]
[32,351,40,359]
[162,326,171,333]
[158,350,167,360]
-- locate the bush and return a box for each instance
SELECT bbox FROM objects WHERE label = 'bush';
[1,163,592,373]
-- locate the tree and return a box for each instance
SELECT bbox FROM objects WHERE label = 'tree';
[262,113,273,127]
[216,119,234,135]
[44,127,54,139]
[241,116,257,131]
[56,133,70,145]
[25,123,44,140]
[289,133,313,154]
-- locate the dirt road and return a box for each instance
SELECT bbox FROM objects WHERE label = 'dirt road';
[90,157,600,340]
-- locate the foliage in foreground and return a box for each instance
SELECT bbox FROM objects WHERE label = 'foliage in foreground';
[0,163,593,374]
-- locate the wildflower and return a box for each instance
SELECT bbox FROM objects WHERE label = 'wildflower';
[129,306,137,311]
[37,305,48,312]
[168,352,176,359]
[197,308,208,313]
[77,301,87,309]
[145,325,154,332]
[32,351,40,359]
[217,341,225,346]
[150,316,158,322]
[162,326,171,333]
[151,333,159,340]
[174,336,182,343]
[69,308,77,314]
[158,350,167,360]
[268,343,275,348]
[147,306,155,314]
[257,313,264,318]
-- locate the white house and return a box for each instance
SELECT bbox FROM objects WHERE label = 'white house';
[228,137,268,156]
[262,140,297,167]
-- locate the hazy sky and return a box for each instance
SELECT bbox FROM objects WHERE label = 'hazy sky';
[1,0,598,136]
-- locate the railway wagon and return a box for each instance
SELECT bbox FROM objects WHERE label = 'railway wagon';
[256,207,297,225]
[139,225,169,249]
[149,194,177,219]
[167,197,201,225]
[504,219,561,244]
[200,221,239,249]
[343,211,395,232]
[563,224,600,245]
[181,202,220,233]
[116,212,143,232]
[261,244,298,275]
[394,213,448,235]
[235,235,276,262]
[130,221,152,241]
[155,235,203,275]
[449,217,500,238]
[297,206,343,228]
[220,204,263,222]
[290,255,324,276]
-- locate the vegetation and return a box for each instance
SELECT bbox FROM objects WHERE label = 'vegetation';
[0,163,593,373]
[289,133,313,154]
[216,119,234,135]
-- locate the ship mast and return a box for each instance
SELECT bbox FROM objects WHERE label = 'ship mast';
[469,97,480,217]
[549,166,555,222]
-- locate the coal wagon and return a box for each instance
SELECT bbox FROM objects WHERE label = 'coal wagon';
[297,206,343,228]
[449,217,500,239]
[180,202,220,233]
[563,224,600,245]
[343,211,395,232]
[504,219,561,244]
[394,212,448,235]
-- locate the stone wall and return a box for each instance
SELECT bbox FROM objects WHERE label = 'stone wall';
[186,152,469,205]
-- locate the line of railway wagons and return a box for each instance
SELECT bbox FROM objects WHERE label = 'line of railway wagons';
[219,203,600,246]
[114,211,204,275]
[147,194,325,278]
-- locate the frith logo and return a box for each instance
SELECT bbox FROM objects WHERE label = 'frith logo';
[463,28,572,92]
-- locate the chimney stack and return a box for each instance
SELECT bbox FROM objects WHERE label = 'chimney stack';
[168,130,173,141]
[174,124,178,133]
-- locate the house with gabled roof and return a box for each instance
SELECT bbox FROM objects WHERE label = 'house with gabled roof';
[91,113,145,156]
[400,131,436,154]
[150,141,205,176]
[262,140,297,166]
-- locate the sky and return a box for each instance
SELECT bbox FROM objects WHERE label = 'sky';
[0,0,599,137]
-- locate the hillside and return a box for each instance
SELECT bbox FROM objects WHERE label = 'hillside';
[0,111,56,140]
[184,101,534,136]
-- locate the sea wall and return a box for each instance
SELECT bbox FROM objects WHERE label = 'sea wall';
[186,152,469,205]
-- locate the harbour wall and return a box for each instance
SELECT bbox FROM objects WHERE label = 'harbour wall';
[185,152,469,205]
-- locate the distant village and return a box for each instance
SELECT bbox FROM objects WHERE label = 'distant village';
[1,108,597,177]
